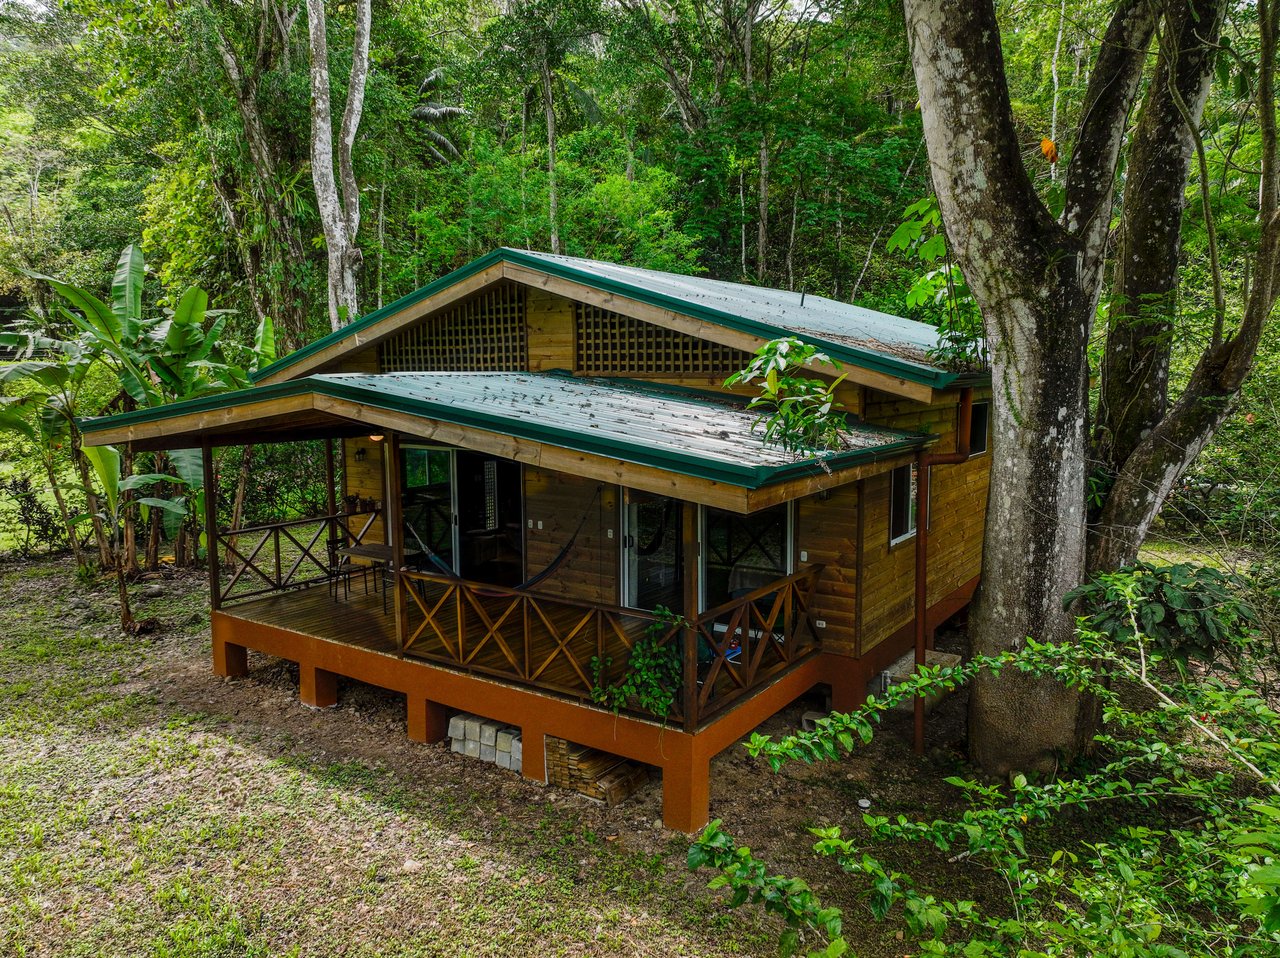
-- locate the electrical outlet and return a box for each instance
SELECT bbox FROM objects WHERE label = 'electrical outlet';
[800,550,808,562]
[815,619,826,629]
[527,519,533,529]
[537,520,543,530]
[607,529,614,539]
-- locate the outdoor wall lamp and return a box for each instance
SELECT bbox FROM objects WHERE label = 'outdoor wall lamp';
[354,447,367,462]
[369,434,384,442]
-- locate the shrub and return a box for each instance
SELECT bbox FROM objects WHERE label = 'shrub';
[1065,560,1258,672]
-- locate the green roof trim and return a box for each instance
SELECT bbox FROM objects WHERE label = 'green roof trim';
[82,371,935,491]
[252,248,961,389]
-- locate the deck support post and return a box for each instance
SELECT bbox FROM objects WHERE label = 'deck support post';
[828,661,866,713]
[211,613,249,677]
[212,636,248,677]
[520,726,547,784]
[661,741,711,833]
[407,697,448,743]
[299,664,339,708]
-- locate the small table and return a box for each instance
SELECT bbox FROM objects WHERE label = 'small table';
[336,543,422,566]
[335,543,422,612]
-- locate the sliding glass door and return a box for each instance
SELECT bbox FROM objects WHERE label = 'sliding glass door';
[622,491,684,614]
[400,446,524,586]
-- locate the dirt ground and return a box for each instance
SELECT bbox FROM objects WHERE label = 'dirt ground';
[0,556,987,957]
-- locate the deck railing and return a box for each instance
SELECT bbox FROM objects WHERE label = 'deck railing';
[398,564,823,731]
[217,510,380,605]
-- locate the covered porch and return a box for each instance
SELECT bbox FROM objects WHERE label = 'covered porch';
[81,370,933,829]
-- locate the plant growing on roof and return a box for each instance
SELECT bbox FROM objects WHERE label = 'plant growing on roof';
[725,338,849,456]
[590,605,686,719]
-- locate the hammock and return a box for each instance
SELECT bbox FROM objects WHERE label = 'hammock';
[404,485,602,592]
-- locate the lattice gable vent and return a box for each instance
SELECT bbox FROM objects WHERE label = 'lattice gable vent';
[575,302,752,375]
[379,281,528,372]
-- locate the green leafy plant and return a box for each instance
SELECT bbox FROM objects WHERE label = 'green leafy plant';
[689,603,1280,957]
[725,338,850,455]
[1065,560,1257,673]
[590,606,685,719]
[886,196,987,371]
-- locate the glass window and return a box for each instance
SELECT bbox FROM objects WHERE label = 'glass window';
[401,447,454,564]
[889,463,917,545]
[702,503,791,610]
[969,402,990,456]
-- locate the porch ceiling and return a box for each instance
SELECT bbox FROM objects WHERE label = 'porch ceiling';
[78,371,935,511]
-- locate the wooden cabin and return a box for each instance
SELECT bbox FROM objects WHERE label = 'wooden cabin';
[81,249,991,831]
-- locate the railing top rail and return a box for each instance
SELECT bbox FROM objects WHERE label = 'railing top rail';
[218,509,379,538]
[695,564,824,624]
[400,567,664,623]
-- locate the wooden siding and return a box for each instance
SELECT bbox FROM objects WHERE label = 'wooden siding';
[857,387,992,653]
[527,286,575,371]
[342,438,387,544]
[331,346,379,374]
[523,467,620,605]
[795,483,860,657]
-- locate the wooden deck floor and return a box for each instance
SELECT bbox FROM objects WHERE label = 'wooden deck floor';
[223,582,398,655]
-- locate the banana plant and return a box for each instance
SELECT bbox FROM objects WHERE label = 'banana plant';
[0,331,113,567]
[15,243,276,572]
[81,443,188,633]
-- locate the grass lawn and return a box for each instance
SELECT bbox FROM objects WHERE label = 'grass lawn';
[0,555,993,957]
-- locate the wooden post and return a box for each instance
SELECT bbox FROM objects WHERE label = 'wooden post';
[299,663,338,708]
[324,437,337,539]
[407,697,448,743]
[661,738,710,832]
[202,440,220,611]
[681,500,699,732]
[387,434,407,655]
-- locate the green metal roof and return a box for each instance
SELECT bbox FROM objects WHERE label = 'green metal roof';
[82,371,934,490]
[252,248,961,389]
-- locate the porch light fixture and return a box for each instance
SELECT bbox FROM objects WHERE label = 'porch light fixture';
[369,434,384,441]
[354,447,367,462]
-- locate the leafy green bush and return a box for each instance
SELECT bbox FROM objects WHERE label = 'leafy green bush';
[688,614,1280,957]
[725,338,850,455]
[1065,560,1257,671]
[590,606,685,719]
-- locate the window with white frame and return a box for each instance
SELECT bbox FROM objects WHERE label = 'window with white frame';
[889,463,918,545]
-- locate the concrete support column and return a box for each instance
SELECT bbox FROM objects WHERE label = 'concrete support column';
[300,664,338,708]
[212,617,248,677]
[520,726,547,784]
[661,741,711,833]
[407,697,448,743]
[212,637,248,677]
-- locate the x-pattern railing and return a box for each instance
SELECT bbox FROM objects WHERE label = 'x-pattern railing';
[218,510,380,604]
[398,563,823,730]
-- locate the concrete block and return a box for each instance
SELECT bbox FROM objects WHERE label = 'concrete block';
[496,728,517,752]
[511,735,522,764]
[511,753,521,774]
[451,738,465,754]
[463,739,481,758]
[448,713,469,740]
[496,751,512,770]
[464,716,483,741]
[480,744,496,762]
[480,721,499,747]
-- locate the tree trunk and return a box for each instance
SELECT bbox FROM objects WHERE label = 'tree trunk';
[305,0,371,330]
[43,455,83,568]
[540,49,561,255]
[1090,0,1231,568]
[904,0,1155,772]
[71,435,111,568]
[206,6,310,346]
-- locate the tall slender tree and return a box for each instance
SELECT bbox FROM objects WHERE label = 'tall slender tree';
[306,0,372,329]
